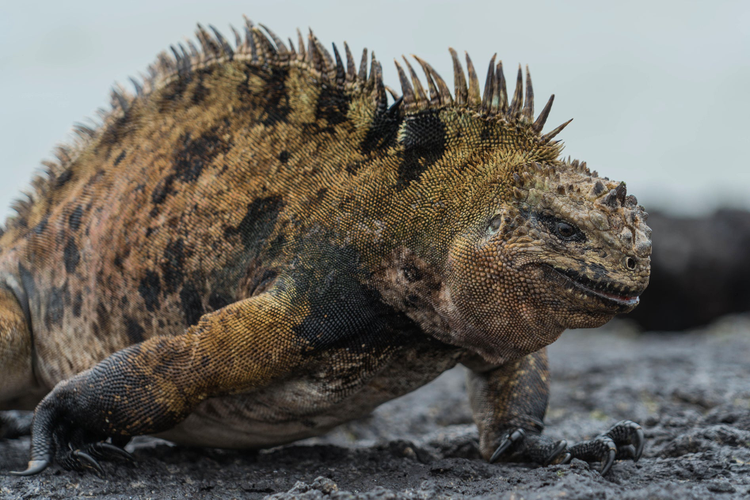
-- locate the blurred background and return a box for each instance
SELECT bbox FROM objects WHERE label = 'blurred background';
[1,0,749,330]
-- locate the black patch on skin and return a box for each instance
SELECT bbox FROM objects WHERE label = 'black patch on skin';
[172,128,231,184]
[113,151,127,166]
[161,239,186,294]
[44,287,66,330]
[138,271,162,312]
[224,196,285,252]
[69,206,83,231]
[55,170,73,188]
[72,292,83,317]
[191,73,209,105]
[98,116,128,158]
[64,238,81,273]
[314,188,328,204]
[96,302,110,336]
[293,244,418,354]
[151,127,232,216]
[33,216,48,235]
[360,100,402,155]
[584,262,609,281]
[151,176,176,207]
[158,77,190,113]
[180,283,204,327]
[124,316,145,344]
[208,292,232,312]
[278,151,290,164]
[267,233,287,257]
[315,85,349,130]
[396,111,446,190]
[240,67,291,127]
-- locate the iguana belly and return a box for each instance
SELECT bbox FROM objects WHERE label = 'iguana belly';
[158,342,463,448]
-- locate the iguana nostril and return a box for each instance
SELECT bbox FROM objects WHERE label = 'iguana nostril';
[625,257,637,270]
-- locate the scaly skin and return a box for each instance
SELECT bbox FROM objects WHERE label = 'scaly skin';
[0,21,650,476]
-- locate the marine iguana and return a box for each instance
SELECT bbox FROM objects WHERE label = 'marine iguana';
[0,19,651,476]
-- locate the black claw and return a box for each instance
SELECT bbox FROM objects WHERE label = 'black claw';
[73,450,105,478]
[10,459,50,476]
[617,444,636,460]
[634,427,645,462]
[599,448,616,476]
[96,442,135,464]
[543,439,568,466]
[490,428,526,463]
[605,419,645,463]
[559,452,572,465]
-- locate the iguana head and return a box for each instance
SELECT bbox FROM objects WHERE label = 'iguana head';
[388,53,652,362]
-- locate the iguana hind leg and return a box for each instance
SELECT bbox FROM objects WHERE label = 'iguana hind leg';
[13,291,307,476]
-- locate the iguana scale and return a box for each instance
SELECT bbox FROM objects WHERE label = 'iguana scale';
[0,20,651,476]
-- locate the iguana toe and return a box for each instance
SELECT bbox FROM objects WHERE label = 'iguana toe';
[490,427,569,467]
[604,419,645,461]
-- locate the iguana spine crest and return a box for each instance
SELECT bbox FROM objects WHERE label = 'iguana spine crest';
[4,17,570,234]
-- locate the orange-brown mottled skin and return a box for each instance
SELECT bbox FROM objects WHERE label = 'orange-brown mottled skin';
[0,22,651,476]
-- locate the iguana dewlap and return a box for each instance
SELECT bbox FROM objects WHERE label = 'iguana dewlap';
[0,20,651,476]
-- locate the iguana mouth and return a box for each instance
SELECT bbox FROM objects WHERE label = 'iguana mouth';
[546,265,640,308]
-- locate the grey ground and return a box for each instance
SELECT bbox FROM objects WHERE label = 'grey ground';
[2,317,749,499]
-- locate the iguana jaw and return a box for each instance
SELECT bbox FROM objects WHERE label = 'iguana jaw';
[543,264,642,312]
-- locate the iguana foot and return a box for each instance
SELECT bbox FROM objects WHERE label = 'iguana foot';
[12,434,134,478]
[567,420,644,475]
[489,420,643,475]
[57,442,134,478]
[0,412,32,439]
[10,384,135,477]
[489,428,571,467]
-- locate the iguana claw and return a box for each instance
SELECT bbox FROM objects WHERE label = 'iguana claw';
[490,427,569,466]
[567,420,644,475]
[72,450,105,478]
[490,428,526,463]
[94,442,135,464]
[10,459,50,476]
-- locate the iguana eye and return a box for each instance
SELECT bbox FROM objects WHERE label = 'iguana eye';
[556,222,576,238]
[551,220,585,242]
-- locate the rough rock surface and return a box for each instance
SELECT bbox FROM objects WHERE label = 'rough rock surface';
[2,317,749,499]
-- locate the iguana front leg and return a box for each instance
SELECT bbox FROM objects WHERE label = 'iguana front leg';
[466,347,644,475]
[466,348,569,466]
[13,291,306,476]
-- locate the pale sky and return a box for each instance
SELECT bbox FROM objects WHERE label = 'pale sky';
[1,0,748,221]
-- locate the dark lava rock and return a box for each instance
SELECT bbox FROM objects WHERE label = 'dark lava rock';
[2,317,750,499]
[627,209,750,331]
